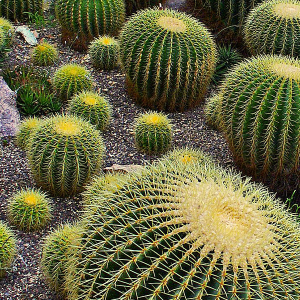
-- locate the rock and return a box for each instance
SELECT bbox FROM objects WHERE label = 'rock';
[104,164,144,174]
[0,77,20,137]
[15,26,38,45]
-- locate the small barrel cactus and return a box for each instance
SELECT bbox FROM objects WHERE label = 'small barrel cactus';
[0,18,14,48]
[119,8,217,112]
[55,0,125,50]
[30,41,58,66]
[27,114,105,197]
[0,27,6,53]
[16,117,43,150]
[7,188,52,231]
[125,0,166,15]
[67,91,112,131]
[88,36,120,70]
[218,55,300,188]
[0,221,17,278]
[65,159,300,299]
[0,0,43,21]
[244,0,300,56]
[134,112,172,154]
[41,223,81,294]
[204,93,223,130]
[52,64,94,101]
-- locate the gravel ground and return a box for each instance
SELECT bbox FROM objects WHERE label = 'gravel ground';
[0,1,247,299]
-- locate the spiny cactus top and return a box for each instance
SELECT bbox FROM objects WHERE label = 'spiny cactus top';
[119,8,217,112]
[66,160,300,299]
[31,41,58,66]
[244,0,300,57]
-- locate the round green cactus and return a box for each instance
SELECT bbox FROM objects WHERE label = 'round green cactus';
[41,223,81,294]
[27,114,105,197]
[0,221,17,278]
[218,55,300,188]
[204,93,223,130]
[88,36,120,70]
[16,117,43,150]
[55,0,125,51]
[125,0,166,15]
[30,41,58,66]
[119,8,217,112]
[0,0,43,21]
[0,18,14,48]
[134,112,172,154]
[0,27,6,53]
[52,64,94,101]
[65,159,300,299]
[7,188,52,231]
[67,91,112,131]
[244,0,300,56]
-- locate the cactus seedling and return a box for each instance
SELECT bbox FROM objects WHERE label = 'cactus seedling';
[134,112,172,154]
[31,41,58,66]
[52,64,94,101]
[7,188,52,231]
[67,91,112,131]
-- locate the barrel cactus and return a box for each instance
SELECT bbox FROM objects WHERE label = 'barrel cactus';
[244,0,300,57]
[0,18,14,48]
[0,0,43,21]
[31,41,58,66]
[67,91,112,131]
[52,64,94,101]
[7,188,52,231]
[218,55,300,188]
[65,159,300,299]
[0,221,17,278]
[204,93,223,130]
[55,0,125,50]
[0,27,6,53]
[27,114,105,197]
[119,8,217,112]
[88,36,120,70]
[134,112,172,154]
[125,0,166,15]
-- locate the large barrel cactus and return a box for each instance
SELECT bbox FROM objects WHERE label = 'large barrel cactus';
[55,0,125,50]
[27,114,105,197]
[218,55,300,188]
[64,158,300,299]
[244,0,300,57]
[0,0,43,21]
[119,8,217,112]
[125,0,166,15]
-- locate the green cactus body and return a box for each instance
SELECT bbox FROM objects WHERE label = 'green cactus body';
[88,36,120,70]
[41,224,81,294]
[134,112,172,154]
[219,55,300,186]
[0,221,17,278]
[0,0,43,21]
[0,27,6,53]
[7,188,52,231]
[55,0,125,51]
[244,0,300,57]
[67,91,112,131]
[125,0,166,15]
[52,64,94,101]
[204,93,223,130]
[119,8,217,112]
[65,160,300,299]
[27,115,105,197]
[0,18,14,48]
[31,42,58,66]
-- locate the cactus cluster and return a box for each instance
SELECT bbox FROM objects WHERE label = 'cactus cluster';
[30,41,58,66]
[88,36,120,70]
[0,221,17,278]
[125,0,166,15]
[64,158,300,299]
[0,0,43,21]
[27,114,105,197]
[244,0,300,57]
[217,55,300,188]
[7,188,52,231]
[52,64,94,101]
[0,18,14,49]
[119,8,217,112]
[134,112,172,154]
[55,0,125,50]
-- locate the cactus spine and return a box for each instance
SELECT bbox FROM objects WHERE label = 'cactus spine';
[204,93,223,130]
[31,41,58,66]
[65,160,300,299]
[244,0,300,57]
[119,8,217,112]
[27,114,105,197]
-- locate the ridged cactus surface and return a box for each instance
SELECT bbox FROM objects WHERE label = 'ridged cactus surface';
[119,8,217,112]
[219,55,300,186]
[55,0,125,50]
[0,18,14,48]
[65,160,300,299]
[31,41,58,66]
[125,0,166,15]
[244,0,300,57]
[204,93,223,130]
[27,115,105,197]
